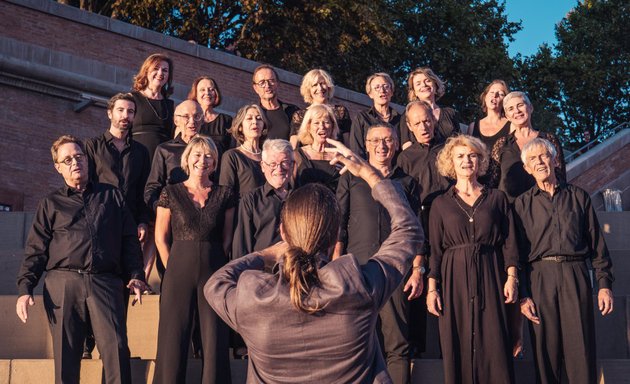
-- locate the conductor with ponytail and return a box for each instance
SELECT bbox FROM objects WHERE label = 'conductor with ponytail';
[205,139,423,383]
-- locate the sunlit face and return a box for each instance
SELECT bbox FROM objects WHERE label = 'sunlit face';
[366,127,397,166]
[310,76,329,104]
[196,79,218,109]
[504,96,532,126]
[241,108,264,140]
[187,145,216,177]
[412,73,435,101]
[108,99,135,132]
[253,68,278,102]
[523,145,556,183]
[406,105,435,144]
[452,145,480,179]
[308,114,333,145]
[485,83,507,112]
[175,101,202,140]
[367,76,392,106]
[54,142,88,185]
[148,60,169,90]
[261,150,293,189]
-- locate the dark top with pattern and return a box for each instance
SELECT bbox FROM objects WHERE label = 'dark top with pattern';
[291,104,352,143]
[470,119,511,153]
[232,182,291,259]
[295,147,341,192]
[258,100,299,140]
[130,91,174,163]
[513,182,613,292]
[488,131,566,202]
[219,148,265,198]
[157,183,236,242]
[199,113,234,155]
[17,182,145,296]
[350,106,402,159]
[400,106,461,146]
[337,167,422,264]
[85,131,151,225]
[144,134,188,214]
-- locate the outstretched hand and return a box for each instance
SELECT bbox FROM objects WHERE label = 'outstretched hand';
[325,139,381,187]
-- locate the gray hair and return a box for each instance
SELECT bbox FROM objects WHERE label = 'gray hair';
[520,137,557,164]
[503,91,532,109]
[262,139,294,162]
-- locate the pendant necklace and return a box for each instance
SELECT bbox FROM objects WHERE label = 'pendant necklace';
[141,92,169,121]
[454,195,479,223]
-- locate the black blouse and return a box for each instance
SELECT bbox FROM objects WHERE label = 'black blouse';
[294,147,341,192]
[218,149,265,198]
[130,91,174,163]
[199,113,234,155]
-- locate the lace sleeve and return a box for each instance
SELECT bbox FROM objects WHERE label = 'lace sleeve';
[542,132,566,182]
[486,136,506,188]
[291,109,306,136]
[156,187,170,209]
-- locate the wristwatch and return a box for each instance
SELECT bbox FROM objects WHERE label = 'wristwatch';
[412,265,426,274]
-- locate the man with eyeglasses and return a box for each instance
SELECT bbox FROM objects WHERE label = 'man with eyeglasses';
[232,139,294,260]
[251,64,299,140]
[349,73,402,159]
[16,135,148,384]
[335,124,422,384]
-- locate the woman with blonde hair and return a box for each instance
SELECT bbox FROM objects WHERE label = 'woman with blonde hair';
[427,135,518,384]
[290,69,351,146]
[400,67,461,149]
[154,135,235,384]
[130,53,175,164]
[205,139,423,383]
[294,104,341,191]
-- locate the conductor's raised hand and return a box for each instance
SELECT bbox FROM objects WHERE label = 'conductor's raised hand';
[325,138,381,187]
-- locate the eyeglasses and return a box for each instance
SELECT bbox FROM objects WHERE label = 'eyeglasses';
[262,160,293,170]
[175,114,203,122]
[366,137,395,146]
[57,154,84,166]
[372,84,391,92]
[254,79,277,88]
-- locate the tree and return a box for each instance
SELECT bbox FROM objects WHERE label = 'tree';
[518,0,630,150]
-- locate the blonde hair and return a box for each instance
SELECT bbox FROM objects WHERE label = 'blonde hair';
[365,72,394,94]
[281,183,340,313]
[230,104,269,144]
[300,69,335,104]
[180,135,219,175]
[297,104,339,145]
[132,53,174,98]
[436,135,489,179]
[406,67,445,102]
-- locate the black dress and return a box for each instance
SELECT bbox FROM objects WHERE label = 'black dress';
[295,147,341,192]
[488,131,566,202]
[130,91,174,163]
[218,148,265,198]
[154,183,235,384]
[470,120,511,186]
[428,187,518,384]
[199,113,234,156]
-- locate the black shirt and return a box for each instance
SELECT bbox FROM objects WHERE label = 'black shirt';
[232,182,290,259]
[349,106,402,159]
[259,100,299,140]
[84,131,151,225]
[337,167,422,264]
[17,182,144,296]
[130,91,174,163]
[144,134,188,214]
[396,141,452,205]
[399,106,461,146]
[513,183,614,290]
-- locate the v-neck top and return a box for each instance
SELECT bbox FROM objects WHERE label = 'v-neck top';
[157,183,236,241]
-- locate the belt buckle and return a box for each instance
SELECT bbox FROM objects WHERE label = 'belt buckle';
[77,269,88,274]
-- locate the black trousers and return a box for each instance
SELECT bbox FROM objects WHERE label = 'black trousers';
[378,277,413,384]
[43,270,131,384]
[527,260,596,384]
[154,241,231,384]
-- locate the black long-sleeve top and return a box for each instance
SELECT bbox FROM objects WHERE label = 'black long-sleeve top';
[513,183,614,291]
[258,100,299,140]
[349,106,402,159]
[337,167,422,264]
[231,182,290,259]
[84,131,151,226]
[17,183,144,296]
[144,134,188,214]
[130,91,174,164]
[396,141,452,206]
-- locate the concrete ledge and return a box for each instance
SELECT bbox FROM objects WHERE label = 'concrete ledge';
[568,129,630,181]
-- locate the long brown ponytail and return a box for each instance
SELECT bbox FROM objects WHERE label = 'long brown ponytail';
[280,184,340,313]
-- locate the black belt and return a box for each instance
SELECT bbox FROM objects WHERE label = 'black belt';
[51,267,99,274]
[540,255,584,263]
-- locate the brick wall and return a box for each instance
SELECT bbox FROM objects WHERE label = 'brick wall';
[570,143,630,195]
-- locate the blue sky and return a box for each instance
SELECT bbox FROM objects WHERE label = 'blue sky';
[504,0,577,57]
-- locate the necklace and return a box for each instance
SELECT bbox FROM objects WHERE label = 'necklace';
[240,144,261,155]
[453,195,480,223]
[141,92,169,121]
